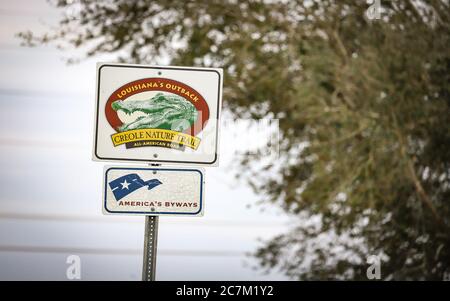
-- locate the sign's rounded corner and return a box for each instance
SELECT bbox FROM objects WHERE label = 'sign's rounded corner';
[97,63,112,73]
[103,204,115,214]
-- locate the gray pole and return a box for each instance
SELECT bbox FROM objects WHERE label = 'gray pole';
[142,215,159,281]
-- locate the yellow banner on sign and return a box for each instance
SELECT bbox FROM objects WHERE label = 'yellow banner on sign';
[111,128,201,150]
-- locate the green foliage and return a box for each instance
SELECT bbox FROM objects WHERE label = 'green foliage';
[20,0,450,280]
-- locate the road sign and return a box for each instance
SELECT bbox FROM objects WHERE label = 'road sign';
[103,166,204,216]
[93,63,223,166]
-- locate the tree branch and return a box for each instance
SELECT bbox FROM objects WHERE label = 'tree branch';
[391,113,447,229]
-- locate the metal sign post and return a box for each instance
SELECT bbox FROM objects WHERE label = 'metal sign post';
[142,216,159,281]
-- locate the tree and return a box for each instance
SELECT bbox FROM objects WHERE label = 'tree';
[20,0,450,280]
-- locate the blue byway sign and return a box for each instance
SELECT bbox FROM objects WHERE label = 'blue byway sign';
[103,166,204,216]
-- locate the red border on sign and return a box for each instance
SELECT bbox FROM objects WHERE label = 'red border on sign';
[105,78,210,136]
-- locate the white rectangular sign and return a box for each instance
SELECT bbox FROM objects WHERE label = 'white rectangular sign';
[103,166,204,216]
[93,63,222,166]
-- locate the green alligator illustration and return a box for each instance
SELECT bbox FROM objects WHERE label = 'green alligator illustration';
[111,92,198,132]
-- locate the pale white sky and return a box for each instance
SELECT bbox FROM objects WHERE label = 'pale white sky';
[0,0,290,280]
